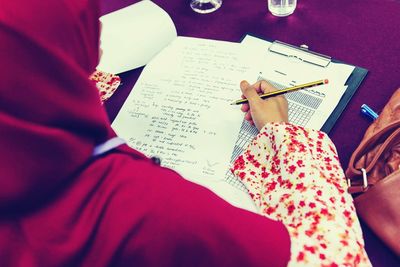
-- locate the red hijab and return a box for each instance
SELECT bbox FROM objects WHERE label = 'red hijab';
[0,0,111,210]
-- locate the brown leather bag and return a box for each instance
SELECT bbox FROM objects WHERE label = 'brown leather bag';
[346,88,400,256]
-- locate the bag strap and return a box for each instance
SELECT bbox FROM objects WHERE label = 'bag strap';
[347,122,400,193]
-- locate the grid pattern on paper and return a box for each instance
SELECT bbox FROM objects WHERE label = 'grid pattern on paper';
[224,79,324,191]
[225,170,247,191]
[288,102,315,126]
[229,120,259,161]
[224,120,258,191]
[286,90,322,126]
[286,90,322,110]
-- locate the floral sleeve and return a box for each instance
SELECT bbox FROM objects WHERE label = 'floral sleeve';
[231,122,371,266]
[89,70,121,103]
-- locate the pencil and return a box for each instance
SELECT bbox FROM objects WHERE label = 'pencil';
[230,79,329,105]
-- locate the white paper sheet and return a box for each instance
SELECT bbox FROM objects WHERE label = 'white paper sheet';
[112,36,257,212]
[97,0,177,74]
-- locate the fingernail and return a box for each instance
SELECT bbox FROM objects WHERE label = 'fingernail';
[240,80,249,87]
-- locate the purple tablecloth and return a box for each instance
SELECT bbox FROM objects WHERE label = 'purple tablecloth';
[101,0,400,265]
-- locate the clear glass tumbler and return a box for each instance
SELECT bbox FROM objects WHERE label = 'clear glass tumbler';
[190,0,222,14]
[268,0,297,17]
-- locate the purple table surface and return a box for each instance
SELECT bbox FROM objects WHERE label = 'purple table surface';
[101,0,400,265]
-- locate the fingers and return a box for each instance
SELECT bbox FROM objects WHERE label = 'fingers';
[240,81,261,106]
[239,80,279,110]
[253,80,278,94]
[238,79,289,130]
[240,94,250,112]
[241,103,250,112]
[253,80,288,106]
[244,111,252,121]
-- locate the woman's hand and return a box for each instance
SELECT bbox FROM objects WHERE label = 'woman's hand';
[240,80,288,130]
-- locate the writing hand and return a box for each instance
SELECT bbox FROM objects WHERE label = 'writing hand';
[240,80,288,130]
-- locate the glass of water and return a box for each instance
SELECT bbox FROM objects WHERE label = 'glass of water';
[190,0,222,14]
[268,0,297,17]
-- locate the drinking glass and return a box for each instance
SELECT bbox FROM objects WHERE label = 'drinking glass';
[190,0,222,14]
[268,0,297,17]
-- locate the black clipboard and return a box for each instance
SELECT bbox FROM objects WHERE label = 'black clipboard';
[241,34,368,134]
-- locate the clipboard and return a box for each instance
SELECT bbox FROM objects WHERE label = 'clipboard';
[242,34,368,134]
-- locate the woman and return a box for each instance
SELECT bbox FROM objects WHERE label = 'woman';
[0,0,370,266]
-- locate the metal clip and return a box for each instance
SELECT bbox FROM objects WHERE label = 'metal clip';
[360,168,368,189]
[268,40,331,67]
[347,168,369,194]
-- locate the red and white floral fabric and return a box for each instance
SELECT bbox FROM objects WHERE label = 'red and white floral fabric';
[90,70,121,103]
[232,122,371,266]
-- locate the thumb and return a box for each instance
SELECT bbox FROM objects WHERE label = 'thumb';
[240,80,261,106]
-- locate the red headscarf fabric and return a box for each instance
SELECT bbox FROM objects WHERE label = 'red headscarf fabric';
[0,1,291,266]
[0,0,111,210]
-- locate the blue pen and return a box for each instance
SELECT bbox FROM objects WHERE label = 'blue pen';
[361,104,379,121]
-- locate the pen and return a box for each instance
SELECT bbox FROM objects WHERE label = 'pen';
[230,79,329,105]
[360,104,379,121]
